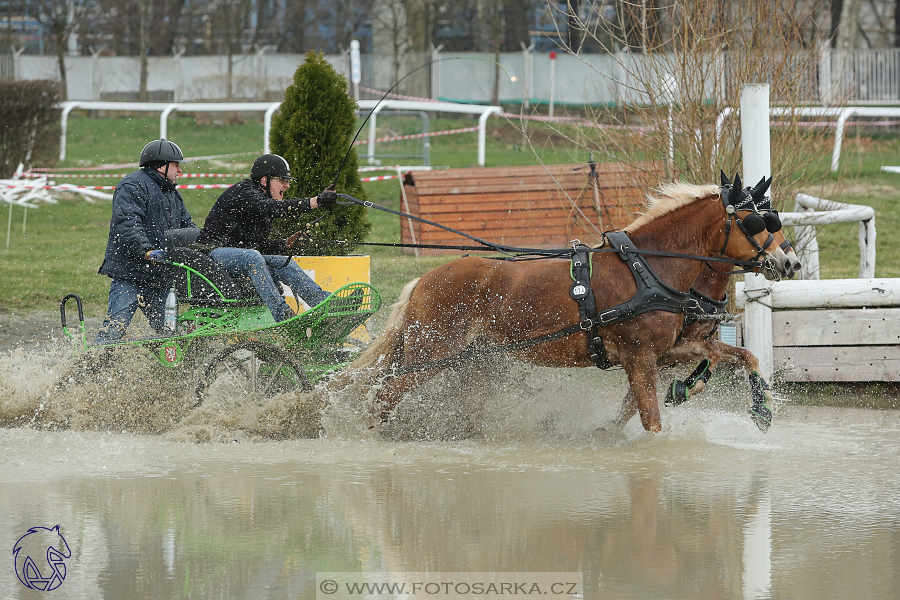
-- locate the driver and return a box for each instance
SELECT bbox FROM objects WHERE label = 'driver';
[196,153,338,322]
[94,139,196,345]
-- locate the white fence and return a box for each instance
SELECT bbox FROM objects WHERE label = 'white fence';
[12,47,900,106]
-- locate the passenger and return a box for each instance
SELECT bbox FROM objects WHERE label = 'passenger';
[196,153,338,322]
[94,139,196,345]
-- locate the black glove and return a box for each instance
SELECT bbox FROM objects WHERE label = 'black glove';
[317,190,338,209]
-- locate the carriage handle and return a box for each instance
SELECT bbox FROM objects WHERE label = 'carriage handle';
[60,293,88,348]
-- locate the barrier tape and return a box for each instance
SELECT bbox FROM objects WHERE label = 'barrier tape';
[20,172,248,179]
[27,150,259,172]
[359,86,451,103]
[353,126,479,145]
[359,175,398,182]
[2,182,233,191]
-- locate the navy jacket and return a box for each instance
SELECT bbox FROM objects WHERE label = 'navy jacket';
[198,179,313,255]
[98,167,195,288]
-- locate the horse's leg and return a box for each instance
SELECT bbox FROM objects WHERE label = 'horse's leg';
[661,340,775,431]
[371,369,440,427]
[622,352,662,433]
[709,342,774,432]
[611,388,638,428]
[658,339,724,406]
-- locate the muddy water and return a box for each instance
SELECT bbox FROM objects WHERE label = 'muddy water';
[1,343,900,599]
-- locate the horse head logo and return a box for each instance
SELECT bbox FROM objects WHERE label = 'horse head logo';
[13,525,71,591]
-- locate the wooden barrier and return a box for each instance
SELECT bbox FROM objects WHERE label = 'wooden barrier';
[736,279,900,382]
[399,162,664,255]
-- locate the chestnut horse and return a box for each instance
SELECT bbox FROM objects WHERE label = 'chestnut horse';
[352,181,790,433]
[618,175,802,430]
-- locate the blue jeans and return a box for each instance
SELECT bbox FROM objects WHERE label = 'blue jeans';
[209,248,329,322]
[94,279,168,345]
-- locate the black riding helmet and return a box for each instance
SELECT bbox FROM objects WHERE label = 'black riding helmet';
[251,154,296,196]
[139,139,187,167]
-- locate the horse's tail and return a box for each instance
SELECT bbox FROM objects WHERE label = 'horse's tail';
[346,277,419,375]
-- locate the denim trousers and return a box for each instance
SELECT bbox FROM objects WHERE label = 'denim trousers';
[94,279,168,345]
[210,247,329,321]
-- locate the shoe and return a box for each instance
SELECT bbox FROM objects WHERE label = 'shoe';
[330,288,364,312]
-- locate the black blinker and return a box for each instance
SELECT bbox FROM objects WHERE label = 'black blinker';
[742,213,766,236]
[763,211,782,233]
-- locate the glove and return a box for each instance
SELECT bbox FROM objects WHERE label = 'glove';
[146,249,166,263]
[317,190,338,209]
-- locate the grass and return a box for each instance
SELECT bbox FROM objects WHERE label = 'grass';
[2,114,900,317]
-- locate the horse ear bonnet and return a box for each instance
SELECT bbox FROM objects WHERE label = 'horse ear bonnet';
[720,170,731,187]
[749,176,781,232]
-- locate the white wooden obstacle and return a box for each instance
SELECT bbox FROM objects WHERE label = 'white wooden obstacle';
[736,279,900,382]
[736,84,898,382]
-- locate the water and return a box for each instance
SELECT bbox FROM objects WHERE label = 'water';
[1,343,899,599]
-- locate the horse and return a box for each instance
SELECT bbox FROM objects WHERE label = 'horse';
[616,174,802,430]
[351,179,792,433]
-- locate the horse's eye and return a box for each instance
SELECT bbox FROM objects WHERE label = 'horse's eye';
[741,213,766,236]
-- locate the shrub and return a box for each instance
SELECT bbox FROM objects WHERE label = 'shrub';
[0,80,62,178]
[269,51,371,256]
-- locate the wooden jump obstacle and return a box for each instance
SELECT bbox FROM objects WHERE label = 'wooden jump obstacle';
[737,279,900,382]
[399,162,664,255]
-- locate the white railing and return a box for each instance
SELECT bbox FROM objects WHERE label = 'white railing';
[780,193,876,279]
[58,99,501,166]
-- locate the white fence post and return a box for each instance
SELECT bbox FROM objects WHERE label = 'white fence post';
[741,83,775,380]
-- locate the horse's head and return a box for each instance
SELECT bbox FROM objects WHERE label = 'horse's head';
[719,172,797,280]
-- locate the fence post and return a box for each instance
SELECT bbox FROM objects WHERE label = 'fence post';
[741,83,775,380]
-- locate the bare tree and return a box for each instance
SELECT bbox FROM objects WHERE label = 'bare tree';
[34,0,90,99]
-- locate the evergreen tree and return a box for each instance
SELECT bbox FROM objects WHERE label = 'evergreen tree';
[270,51,371,256]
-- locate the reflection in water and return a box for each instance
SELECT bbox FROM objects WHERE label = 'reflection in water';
[1,405,900,600]
[1,345,900,598]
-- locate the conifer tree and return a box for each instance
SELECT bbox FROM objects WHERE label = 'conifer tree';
[270,51,370,255]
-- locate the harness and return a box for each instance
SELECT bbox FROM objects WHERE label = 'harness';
[569,232,707,370]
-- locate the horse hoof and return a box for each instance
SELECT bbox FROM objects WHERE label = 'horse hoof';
[664,380,689,407]
[749,403,773,433]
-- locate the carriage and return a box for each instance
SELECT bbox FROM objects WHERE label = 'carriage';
[60,228,381,406]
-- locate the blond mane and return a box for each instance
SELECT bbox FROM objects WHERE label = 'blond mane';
[624,182,720,233]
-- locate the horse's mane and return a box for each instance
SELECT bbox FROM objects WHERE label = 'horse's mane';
[624,182,720,233]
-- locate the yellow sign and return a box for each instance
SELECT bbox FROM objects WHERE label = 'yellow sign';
[289,255,372,342]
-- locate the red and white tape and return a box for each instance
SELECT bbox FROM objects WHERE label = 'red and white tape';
[353,126,479,145]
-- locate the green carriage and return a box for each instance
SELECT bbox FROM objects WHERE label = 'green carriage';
[61,229,381,406]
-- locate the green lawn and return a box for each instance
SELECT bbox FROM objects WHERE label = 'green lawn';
[2,114,899,316]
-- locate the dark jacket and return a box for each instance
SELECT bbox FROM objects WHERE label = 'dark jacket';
[198,179,313,255]
[98,167,195,288]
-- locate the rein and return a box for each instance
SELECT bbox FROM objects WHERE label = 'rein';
[336,193,767,269]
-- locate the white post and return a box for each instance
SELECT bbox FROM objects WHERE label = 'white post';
[172,46,185,102]
[263,103,280,154]
[12,46,24,79]
[368,102,386,165]
[860,217,876,278]
[662,74,678,180]
[159,104,178,140]
[430,44,443,100]
[59,102,78,161]
[740,83,774,380]
[477,107,501,166]
[520,42,534,110]
[350,40,361,101]
[549,51,557,118]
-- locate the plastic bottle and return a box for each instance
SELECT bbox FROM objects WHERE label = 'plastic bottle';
[164,287,178,333]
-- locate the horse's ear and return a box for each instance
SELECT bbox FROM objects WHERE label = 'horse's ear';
[728,173,743,204]
[751,176,773,201]
[720,170,730,187]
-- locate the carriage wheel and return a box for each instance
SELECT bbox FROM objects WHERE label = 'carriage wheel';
[194,341,312,408]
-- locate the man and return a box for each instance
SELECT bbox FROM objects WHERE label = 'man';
[94,139,196,345]
[197,153,338,322]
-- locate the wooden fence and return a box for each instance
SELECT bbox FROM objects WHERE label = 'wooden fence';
[399,162,663,255]
[736,279,900,382]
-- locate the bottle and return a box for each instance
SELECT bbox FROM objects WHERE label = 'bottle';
[164,287,178,333]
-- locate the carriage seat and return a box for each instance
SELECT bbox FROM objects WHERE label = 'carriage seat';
[164,228,262,306]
